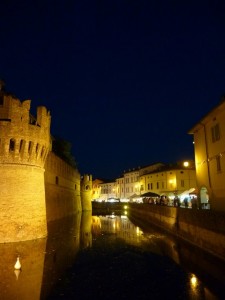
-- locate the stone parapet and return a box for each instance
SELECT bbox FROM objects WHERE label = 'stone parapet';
[128,203,225,261]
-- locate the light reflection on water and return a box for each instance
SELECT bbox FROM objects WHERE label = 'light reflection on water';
[0,212,224,299]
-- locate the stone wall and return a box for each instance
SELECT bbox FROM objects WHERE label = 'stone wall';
[0,164,47,242]
[128,204,225,261]
[44,152,82,222]
[0,95,51,242]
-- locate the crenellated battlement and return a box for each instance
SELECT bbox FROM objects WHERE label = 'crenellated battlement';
[0,82,92,243]
[0,92,51,167]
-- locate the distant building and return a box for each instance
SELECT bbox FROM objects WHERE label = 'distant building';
[92,178,104,201]
[112,162,196,204]
[92,179,117,202]
[189,98,225,211]
[139,161,196,205]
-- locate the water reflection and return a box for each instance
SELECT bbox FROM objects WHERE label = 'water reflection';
[0,212,224,299]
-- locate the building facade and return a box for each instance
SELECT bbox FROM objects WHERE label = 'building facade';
[189,98,225,211]
[139,161,196,205]
[94,161,196,205]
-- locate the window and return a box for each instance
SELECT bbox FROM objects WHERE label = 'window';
[181,180,184,187]
[41,146,45,157]
[36,143,40,154]
[162,182,164,188]
[216,155,221,172]
[148,183,150,190]
[28,141,33,154]
[0,94,3,105]
[55,176,59,185]
[9,139,15,151]
[211,123,220,142]
[157,182,159,189]
[19,140,25,152]
[150,183,153,189]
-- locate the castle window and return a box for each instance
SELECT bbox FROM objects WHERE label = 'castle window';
[19,140,25,153]
[40,146,45,157]
[55,176,59,185]
[9,139,15,151]
[85,185,90,190]
[75,184,77,190]
[28,141,33,154]
[36,143,40,154]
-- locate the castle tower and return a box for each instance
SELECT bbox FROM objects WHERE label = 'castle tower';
[0,84,51,242]
[80,174,92,211]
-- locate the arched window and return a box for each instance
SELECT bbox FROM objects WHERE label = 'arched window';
[75,184,77,190]
[85,185,90,190]
[55,176,59,185]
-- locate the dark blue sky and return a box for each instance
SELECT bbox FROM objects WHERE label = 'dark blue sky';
[1,0,225,179]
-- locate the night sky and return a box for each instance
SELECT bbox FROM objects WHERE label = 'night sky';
[1,1,225,180]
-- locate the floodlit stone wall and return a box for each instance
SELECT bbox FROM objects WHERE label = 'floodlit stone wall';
[0,92,92,242]
[0,94,51,242]
[44,152,82,221]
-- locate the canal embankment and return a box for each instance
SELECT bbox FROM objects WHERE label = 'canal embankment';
[92,202,225,261]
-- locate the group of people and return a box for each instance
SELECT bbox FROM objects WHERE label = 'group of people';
[144,195,199,209]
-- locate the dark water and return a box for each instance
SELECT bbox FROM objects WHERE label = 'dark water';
[1,212,225,300]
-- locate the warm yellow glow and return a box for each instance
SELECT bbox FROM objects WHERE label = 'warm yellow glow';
[124,205,127,209]
[136,226,143,236]
[191,274,197,287]
[124,211,127,215]
[169,179,174,184]
[183,161,189,167]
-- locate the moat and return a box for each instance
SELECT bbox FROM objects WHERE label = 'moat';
[1,211,225,300]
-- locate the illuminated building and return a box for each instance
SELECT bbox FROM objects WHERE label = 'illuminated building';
[189,98,225,211]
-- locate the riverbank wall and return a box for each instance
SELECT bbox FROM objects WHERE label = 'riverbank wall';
[92,202,225,261]
[128,203,225,261]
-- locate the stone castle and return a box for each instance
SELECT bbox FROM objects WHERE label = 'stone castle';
[0,81,92,243]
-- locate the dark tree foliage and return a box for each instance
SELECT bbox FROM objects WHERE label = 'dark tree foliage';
[52,136,77,168]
